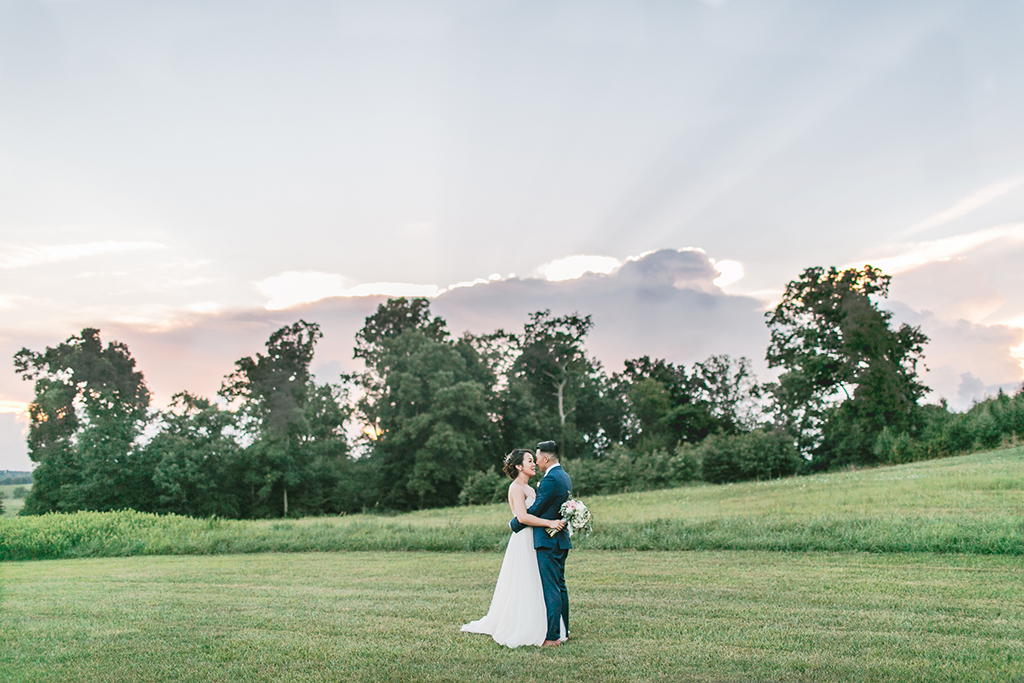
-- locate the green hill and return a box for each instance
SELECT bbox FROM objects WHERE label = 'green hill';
[3,446,1022,561]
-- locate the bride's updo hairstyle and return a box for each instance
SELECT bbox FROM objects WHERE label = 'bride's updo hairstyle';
[502,449,533,479]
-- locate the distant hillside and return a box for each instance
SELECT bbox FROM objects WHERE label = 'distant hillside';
[2,447,1022,560]
[0,471,33,486]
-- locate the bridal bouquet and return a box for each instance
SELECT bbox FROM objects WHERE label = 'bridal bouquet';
[546,498,593,537]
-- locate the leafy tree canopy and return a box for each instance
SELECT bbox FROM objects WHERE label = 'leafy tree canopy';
[765,265,929,466]
[352,299,495,509]
[13,328,153,514]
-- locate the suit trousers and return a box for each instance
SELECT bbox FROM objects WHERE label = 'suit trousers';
[536,546,569,641]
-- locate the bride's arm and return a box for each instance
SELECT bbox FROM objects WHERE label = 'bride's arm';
[510,486,565,530]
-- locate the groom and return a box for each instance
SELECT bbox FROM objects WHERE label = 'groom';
[510,440,572,647]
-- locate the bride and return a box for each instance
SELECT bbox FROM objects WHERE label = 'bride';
[461,449,566,647]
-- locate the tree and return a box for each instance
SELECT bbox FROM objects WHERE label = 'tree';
[765,266,929,468]
[504,310,610,458]
[148,392,244,517]
[354,297,448,369]
[614,355,761,453]
[14,329,154,514]
[689,355,763,434]
[351,299,497,509]
[293,381,352,515]
[220,320,347,517]
[518,310,593,428]
[625,378,675,453]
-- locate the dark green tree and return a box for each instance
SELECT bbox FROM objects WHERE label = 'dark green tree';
[353,296,448,369]
[13,328,153,514]
[765,266,929,468]
[503,310,610,458]
[625,377,675,453]
[689,355,763,434]
[518,310,594,430]
[614,355,761,453]
[351,298,497,509]
[221,320,347,516]
[148,392,244,517]
[293,381,352,515]
[697,429,803,484]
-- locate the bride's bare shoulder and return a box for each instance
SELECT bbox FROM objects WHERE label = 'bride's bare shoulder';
[508,482,531,496]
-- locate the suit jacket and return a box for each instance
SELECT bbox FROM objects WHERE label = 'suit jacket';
[509,464,573,550]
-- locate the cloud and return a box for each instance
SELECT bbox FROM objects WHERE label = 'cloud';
[0,400,30,471]
[712,260,744,288]
[65,249,768,410]
[612,248,722,294]
[885,300,1023,409]
[539,255,622,281]
[5,246,1018,437]
[0,400,29,414]
[901,178,1024,236]
[851,224,1024,276]
[256,271,442,311]
[0,241,166,269]
[258,249,741,312]
[878,237,1024,407]
[888,259,1005,324]
[435,249,767,372]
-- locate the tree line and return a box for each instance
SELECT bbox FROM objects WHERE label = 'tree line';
[13,265,1024,518]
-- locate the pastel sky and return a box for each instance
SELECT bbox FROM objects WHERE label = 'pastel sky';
[2,0,1023,469]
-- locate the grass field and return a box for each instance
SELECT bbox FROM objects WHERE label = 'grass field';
[3,447,1022,559]
[2,449,1023,681]
[1,483,29,517]
[1,551,1021,683]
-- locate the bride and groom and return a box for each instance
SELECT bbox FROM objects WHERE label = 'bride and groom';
[461,440,572,648]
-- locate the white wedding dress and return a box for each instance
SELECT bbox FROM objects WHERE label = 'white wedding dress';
[461,487,565,647]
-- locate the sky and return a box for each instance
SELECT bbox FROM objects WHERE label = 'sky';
[2,0,1023,470]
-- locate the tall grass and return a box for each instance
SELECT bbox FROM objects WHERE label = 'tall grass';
[3,446,1022,561]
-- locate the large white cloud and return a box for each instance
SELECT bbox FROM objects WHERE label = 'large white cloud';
[63,249,766,416]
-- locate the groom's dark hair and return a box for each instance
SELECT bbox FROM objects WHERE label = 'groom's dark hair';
[536,441,558,459]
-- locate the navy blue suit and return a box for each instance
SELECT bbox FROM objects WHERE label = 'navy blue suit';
[510,464,572,641]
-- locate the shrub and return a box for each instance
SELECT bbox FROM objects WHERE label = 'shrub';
[922,389,1024,457]
[698,429,803,484]
[12,486,29,499]
[937,413,975,455]
[564,444,699,497]
[873,428,925,465]
[458,467,507,506]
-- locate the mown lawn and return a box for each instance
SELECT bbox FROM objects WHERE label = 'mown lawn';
[1,550,1022,683]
